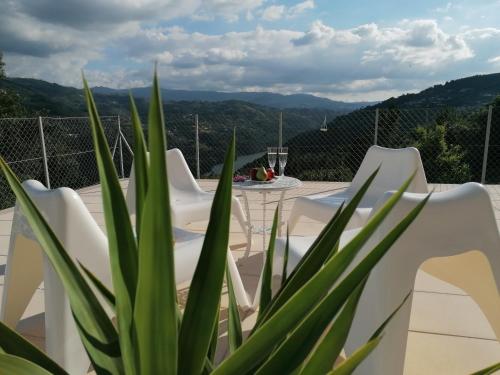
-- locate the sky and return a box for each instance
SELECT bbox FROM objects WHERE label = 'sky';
[1,0,500,102]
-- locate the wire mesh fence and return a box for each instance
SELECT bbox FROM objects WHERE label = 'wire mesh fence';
[0,105,499,209]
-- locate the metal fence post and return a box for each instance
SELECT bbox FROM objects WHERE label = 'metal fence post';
[481,105,493,184]
[374,108,379,145]
[117,116,125,178]
[279,112,283,148]
[195,114,200,179]
[37,116,51,189]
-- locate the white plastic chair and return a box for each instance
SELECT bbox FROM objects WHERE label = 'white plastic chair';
[288,145,428,233]
[274,183,500,374]
[0,180,250,374]
[126,148,252,252]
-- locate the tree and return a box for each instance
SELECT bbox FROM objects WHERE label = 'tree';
[0,51,5,79]
[0,51,27,117]
[411,124,471,183]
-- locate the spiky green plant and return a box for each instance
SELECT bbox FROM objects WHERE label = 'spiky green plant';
[0,70,430,375]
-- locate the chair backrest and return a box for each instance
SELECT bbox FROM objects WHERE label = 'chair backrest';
[126,148,202,218]
[17,180,111,278]
[165,148,204,196]
[345,182,500,374]
[348,146,428,206]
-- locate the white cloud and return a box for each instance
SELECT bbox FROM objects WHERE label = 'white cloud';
[488,56,500,64]
[2,0,499,102]
[289,0,315,17]
[260,1,315,21]
[261,5,286,21]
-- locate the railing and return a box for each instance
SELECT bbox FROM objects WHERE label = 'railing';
[0,105,499,209]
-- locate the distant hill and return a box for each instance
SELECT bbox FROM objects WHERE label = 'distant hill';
[92,86,375,111]
[373,72,500,108]
[0,77,373,114]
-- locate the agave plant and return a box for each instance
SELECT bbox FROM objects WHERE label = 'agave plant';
[0,70,430,375]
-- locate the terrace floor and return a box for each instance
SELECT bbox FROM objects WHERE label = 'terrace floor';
[1,179,500,374]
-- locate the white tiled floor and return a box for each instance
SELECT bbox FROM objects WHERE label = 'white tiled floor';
[1,179,500,374]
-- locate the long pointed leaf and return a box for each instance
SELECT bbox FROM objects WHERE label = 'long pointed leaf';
[258,207,279,318]
[207,306,220,362]
[280,227,289,287]
[255,278,368,375]
[83,77,138,374]
[129,93,149,238]
[227,265,243,353]
[0,159,121,373]
[328,336,382,375]
[255,168,380,329]
[327,291,411,375]
[0,321,67,375]
[79,261,116,310]
[0,353,54,375]
[471,362,500,375]
[213,186,430,374]
[297,279,368,375]
[178,131,236,375]
[134,69,177,375]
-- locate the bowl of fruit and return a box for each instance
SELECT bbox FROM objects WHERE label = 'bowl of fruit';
[250,166,276,183]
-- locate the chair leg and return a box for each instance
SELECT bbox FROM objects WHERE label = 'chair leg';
[421,251,500,340]
[43,257,91,374]
[287,202,302,234]
[227,251,251,310]
[0,235,44,328]
[232,197,252,257]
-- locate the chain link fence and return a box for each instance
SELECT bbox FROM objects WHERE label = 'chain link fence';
[0,116,123,209]
[0,105,499,209]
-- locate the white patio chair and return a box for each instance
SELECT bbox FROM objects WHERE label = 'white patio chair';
[274,183,500,374]
[126,148,252,253]
[287,145,428,233]
[0,180,250,374]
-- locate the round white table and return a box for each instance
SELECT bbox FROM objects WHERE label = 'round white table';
[233,176,302,252]
[233,176,302,308]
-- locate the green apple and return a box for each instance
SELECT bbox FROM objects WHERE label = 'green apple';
[256,166,268,181]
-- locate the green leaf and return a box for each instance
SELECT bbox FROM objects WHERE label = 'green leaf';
[207,306,220,362]
[369,291,411,341]
[0,321,67,375]
[178,130,236,375]
[328,336,382,375]
[213,181,429,375]
[280,227,289,287]
[79,261,116,310]
[227,265,243,354]
[255,277,368,375]
[297,279,368,375]
[258,207,279,318]
[256,168,380,328]
[134,69,177,375]
[83,76,137,374]
[471,362,500,375]
[325,291,411,375]
[0,158,121,373]
[0,353,55,375]
[129,93,149,238]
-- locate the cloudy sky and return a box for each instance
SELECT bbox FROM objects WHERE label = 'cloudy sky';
[1,0,500,102]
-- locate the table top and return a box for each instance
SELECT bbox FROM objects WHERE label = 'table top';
[233,176,302,192]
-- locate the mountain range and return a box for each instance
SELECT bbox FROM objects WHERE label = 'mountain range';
[0,77,374,115]
[92,85,375,111]
[372,72,500,108]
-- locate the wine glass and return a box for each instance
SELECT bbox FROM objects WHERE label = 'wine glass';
[267,147,277,171]
[278,147,288,176]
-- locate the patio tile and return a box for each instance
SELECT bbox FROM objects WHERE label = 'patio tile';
[404,331,500,375]
[414,270,467,295]
[410,290,497,340]
[0,179,499,374]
